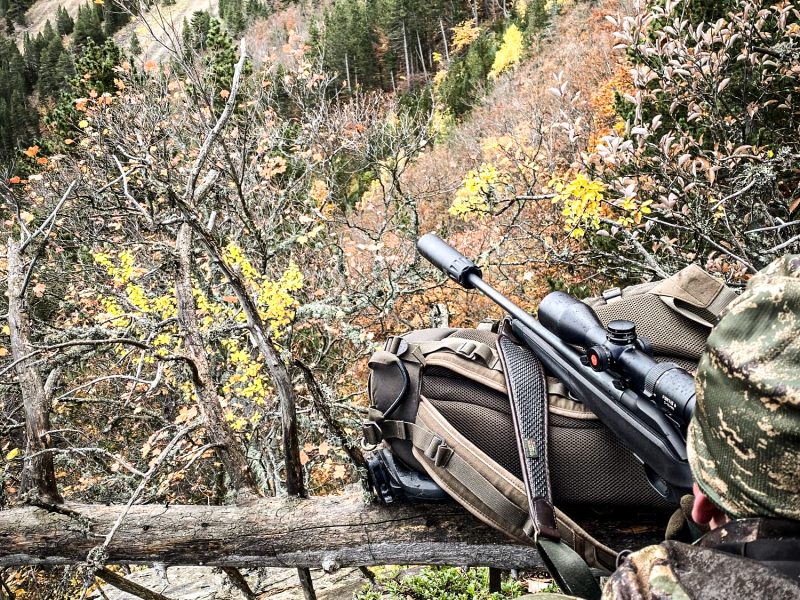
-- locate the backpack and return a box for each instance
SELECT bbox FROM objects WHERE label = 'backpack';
[364,264,737,573]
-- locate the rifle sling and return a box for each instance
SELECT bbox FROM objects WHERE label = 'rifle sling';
[497,319,601,600]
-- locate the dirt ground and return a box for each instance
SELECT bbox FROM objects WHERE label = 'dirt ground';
[91,565,369,599]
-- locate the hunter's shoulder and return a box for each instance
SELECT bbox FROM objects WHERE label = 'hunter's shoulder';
[602,542,684,599]
[605,539,800,600]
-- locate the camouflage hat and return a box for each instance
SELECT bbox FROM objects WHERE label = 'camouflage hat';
[687,255,800,520]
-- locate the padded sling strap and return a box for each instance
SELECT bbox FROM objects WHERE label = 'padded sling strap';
[497,321,601,600]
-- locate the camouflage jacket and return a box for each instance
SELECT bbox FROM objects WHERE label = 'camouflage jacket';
[525,519,800,600]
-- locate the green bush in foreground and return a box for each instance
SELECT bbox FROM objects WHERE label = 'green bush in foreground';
[354,565,533,599]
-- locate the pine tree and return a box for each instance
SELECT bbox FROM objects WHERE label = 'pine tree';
[129,30,142,55]
[56,5,74,36]
[38,32,69,100]
[22,32,40,89]
[0,33,38,166]
[103,0,128,37]
[221,0,245,36]
[182,10,212,53]
[73,2,105,48]
[72,38,123,95]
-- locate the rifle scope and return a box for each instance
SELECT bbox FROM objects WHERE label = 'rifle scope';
[538,292,696,429]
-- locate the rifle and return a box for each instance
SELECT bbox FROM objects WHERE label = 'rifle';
[417,233,695,503]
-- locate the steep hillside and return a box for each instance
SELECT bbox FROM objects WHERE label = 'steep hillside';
[15,0,219,56]
[406,0,627,215]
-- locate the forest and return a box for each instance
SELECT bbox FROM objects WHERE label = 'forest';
[1,0,799,597]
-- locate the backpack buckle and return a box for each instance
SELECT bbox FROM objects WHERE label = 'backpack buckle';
[424,435,453,467]
[362,421,383,445]
[456,341,479,360]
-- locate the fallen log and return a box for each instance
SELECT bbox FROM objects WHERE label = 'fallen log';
[0,493,546,569]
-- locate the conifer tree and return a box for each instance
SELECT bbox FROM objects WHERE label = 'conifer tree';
[103,0,128,37]
[222,0,245,36]
[56,5,74,36]
[22,32,40,88]
[0,33,37,166]
[182,10,212,54]
[38,32,70,100]
[129,30,142,55]
[72,38,122,94]
[73,2,105,48]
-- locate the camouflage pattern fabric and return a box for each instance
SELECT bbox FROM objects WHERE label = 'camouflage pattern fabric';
[521,539,800,600]
[687,255,800,520]
[601,540,800,599]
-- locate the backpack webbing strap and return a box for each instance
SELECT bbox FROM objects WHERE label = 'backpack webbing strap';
[400,338,501,370]
[379,419,532,530]
[497,322,601,600]
[650,264,738,327]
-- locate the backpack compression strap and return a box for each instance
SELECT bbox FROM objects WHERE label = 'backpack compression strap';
[497,320,601,600]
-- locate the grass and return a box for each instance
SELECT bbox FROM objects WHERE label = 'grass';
[353,565,533,600]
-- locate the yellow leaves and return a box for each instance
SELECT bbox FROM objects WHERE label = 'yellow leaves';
[309,179,329,206]
[20,211,34,224]
[489,24,524,79]
[257,262,303,335]
[551,173,607,238]
[451,20,481,53]
[515,0,528,19]
[78,120,89,129]
[5,448,20,460]
[152,333,173,347]
[449,162,504,220]
[92,251,114,270]
[224,243,260,282]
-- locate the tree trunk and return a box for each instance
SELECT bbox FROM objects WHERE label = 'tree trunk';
[0,494,547,569]
[440,19,450,62]
[6,238,62,504]
[174,223,259,495]
[402,22,411,89]
[175,204,305,499]
[416,31,428,79]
